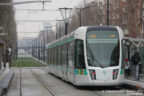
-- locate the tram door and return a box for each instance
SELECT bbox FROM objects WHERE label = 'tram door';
[67,41,74,82]
[62,43,68,81]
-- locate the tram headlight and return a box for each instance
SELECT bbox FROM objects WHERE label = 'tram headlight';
[113,69,119,80]
[89,70,96,80]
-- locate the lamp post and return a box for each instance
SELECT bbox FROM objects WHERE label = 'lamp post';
[56,19,63,38]
[59,7,72,35]
[59,7,72,70]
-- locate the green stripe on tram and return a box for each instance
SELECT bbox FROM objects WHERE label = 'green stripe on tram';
[120,69,124,75]
[48,37,74,48]
[74,69,88,75]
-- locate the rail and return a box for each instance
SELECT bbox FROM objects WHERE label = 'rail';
[30,69,57,96]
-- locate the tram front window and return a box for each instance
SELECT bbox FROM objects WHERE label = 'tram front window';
[86,29,120,68]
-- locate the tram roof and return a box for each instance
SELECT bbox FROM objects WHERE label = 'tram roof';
[87,26,118,31]
[46,26,120,48]
[46,31,75,48]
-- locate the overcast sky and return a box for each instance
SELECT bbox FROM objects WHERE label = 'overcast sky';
[13,0,83,38]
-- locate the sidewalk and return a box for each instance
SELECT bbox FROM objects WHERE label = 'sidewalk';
[124,75,144,89]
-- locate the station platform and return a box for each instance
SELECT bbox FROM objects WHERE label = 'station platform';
[0,68,14,96]
[124,76,144,90]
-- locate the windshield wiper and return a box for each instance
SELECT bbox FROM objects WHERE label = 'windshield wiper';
[86,45,104,68]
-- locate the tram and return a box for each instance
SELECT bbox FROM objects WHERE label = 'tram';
[46,26,125,86]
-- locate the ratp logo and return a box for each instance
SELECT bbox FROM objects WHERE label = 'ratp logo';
[103,70,106,75]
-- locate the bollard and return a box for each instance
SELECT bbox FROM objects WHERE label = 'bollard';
[6,62,9,71]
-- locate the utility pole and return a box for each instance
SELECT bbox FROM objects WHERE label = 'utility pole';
[59,7,72,35]
[0,0,51,6]
[107,0,109,26]
[79,9,82,27]
[42,31,46,62]
[75,5,96,27]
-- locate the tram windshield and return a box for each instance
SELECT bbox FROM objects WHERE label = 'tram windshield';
[86,29,119,68]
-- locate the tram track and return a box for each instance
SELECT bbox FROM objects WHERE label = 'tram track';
[89,90,102,96]
[30,69,57,96]
[19,58,22,96]
[88,85,144,96]
[18,57,50,96]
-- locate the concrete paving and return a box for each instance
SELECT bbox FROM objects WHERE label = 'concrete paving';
[124,75,144,89]
[0,67,141,96]
[7,68,52,96]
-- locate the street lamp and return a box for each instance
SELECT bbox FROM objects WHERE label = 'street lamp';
[59,7,72,35]
[56,19,63,38]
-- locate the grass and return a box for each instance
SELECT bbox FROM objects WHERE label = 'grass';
[11,57,46,67]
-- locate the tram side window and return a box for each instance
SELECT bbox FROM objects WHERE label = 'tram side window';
[71,41,75,65]
[46,49,48,64]
[68,41,74,67]
[55,47,58,65]
[52,48,54,65]
[75,40,86,68]
[54,47,56,65]
[48,49,50,65]
[47,49,49,65]
[56,47,58,66]
[53,47,56,65]
[65,43,68,65]
[58,45,61,66]
[55,47,57,65]
[50,49,52,65]
[62,43,67,65]
[61,44,65,65]
[122,43,125,69]
[49,48,51,65]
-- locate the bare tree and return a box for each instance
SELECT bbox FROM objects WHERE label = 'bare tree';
[0,0,17,64]
[127,0,144,38]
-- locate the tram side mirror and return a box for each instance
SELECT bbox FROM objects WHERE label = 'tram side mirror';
[122,39,131,47]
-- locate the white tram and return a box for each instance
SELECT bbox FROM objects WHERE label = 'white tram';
[46,26,125,86]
